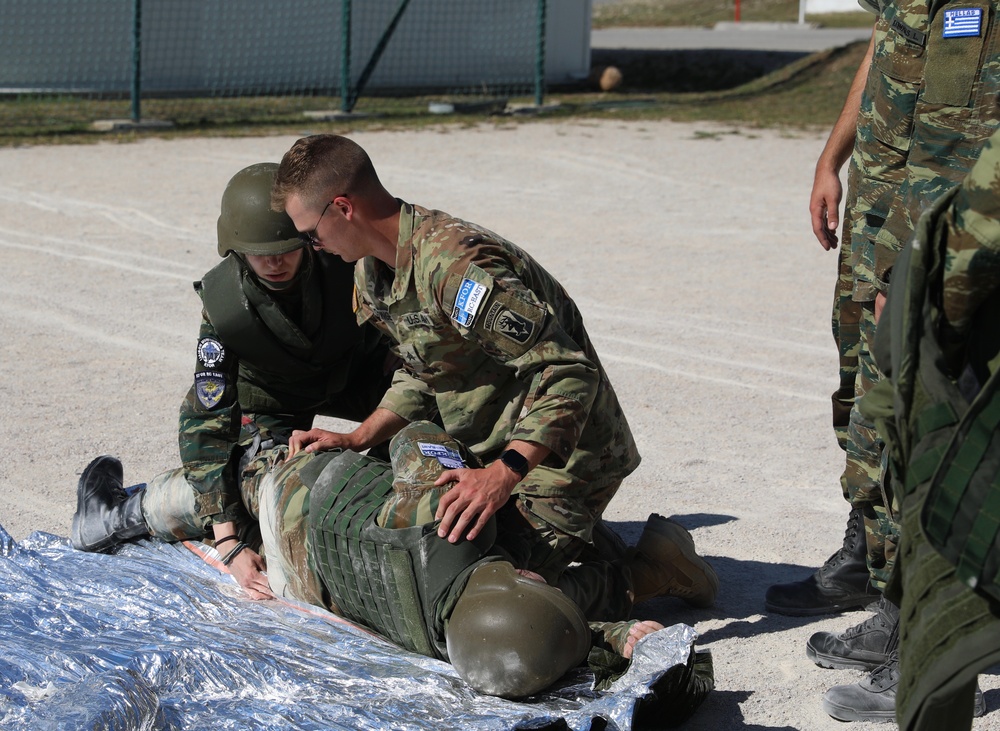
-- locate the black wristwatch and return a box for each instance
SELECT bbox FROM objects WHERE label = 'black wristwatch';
[499,448,529,480]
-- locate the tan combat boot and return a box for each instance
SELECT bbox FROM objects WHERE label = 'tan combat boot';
[628,514,719,608]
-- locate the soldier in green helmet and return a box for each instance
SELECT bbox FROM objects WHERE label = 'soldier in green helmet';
[71,162,397,600]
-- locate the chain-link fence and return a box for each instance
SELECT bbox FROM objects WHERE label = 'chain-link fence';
[0,0,591,135]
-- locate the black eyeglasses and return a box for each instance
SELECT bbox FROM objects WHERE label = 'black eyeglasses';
[298,199,334,247]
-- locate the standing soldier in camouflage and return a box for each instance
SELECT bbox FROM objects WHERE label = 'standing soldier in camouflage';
[775,0,1000,721]
[861,125,1000,731]
[269,134,719,621]
[71,162,397,600]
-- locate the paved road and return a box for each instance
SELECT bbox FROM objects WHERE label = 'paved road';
[592,24,872,52]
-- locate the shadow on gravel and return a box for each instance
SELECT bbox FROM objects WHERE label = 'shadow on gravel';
[681,689,800,731]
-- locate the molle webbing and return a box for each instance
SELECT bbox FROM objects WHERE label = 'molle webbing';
[915,361,1000,597]
[304,451,498,660]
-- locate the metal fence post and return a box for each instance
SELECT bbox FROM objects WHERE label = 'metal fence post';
[535,0,546,106]
[131,0,142,122]
[340,0,352,113]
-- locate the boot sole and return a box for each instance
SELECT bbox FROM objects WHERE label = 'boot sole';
[806,645,886,672]
[822,697,896,722]
[764,595,879,617]
[636,517,719,608]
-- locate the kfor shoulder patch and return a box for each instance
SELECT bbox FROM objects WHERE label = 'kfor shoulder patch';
[195,371,226,409]
[451,277,489,327]
[943,8,982,38]
[197,337,225,368]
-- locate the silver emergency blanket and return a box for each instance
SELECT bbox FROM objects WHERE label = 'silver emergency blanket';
[0,525,698,730]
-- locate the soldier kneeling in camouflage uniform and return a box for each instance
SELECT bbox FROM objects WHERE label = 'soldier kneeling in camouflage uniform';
[71,421,713,707]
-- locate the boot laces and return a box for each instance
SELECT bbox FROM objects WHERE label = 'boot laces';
[867,653,899,691]
[842,600,891,639]
[819,510,863,573]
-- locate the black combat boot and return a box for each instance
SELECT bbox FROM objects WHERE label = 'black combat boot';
[806,595,898,670]
[71,455,148,552]
[822,650,987,722]
[764,505,879,616]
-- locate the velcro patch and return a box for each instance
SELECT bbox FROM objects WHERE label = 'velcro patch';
[451,277,489,327]
[197,337,225,368]
[195,371,226,409]
[943,8,982,37]
[483,303,535,345]
[418,442,465,469]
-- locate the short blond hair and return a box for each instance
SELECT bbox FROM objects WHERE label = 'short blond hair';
[271,134,380,212]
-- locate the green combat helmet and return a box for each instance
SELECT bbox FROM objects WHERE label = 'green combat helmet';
[445,561,591,699]
[217,162,302,257]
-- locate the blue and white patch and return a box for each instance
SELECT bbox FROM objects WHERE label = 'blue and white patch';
[418,442,465,470]
[943,7,982,38]
[197,337,225,368]
[195,371,226,409]
[451,277,488,327]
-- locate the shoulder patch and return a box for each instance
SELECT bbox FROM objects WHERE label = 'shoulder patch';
[196,337,225,368]
[943,8,982,38]
[483,302,535,345]
[451,277,489,327]
[195,371,227,409]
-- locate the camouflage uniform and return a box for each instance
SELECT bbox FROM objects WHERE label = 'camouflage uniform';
[353,202,641,613]
[143,248,394,540]
[844,0,1000,588]
[863,126,1000,731]
[255,422,635,626]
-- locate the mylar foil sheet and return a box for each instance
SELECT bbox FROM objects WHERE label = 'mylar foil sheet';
[0,525,697,730]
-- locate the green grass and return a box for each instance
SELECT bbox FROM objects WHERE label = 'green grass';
[592,0,872,28]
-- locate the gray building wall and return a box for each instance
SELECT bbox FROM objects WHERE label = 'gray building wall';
[0,1,591,94]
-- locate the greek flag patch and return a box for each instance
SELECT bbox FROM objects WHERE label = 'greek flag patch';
[418,442,465,469]
[451,277,488,327]
[943,8,982,38]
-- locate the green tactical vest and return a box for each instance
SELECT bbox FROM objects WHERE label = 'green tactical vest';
[866,191,1000,602]
[301,451,500,660]
[198,252,372,414]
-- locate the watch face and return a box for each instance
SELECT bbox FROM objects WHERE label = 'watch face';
[501,449,528,478]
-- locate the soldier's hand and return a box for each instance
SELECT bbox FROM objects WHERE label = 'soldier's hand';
[809,166,842,251]
[229,547,273,600]
[433,462,519,543]
[875,290,887,323]
[288,428,352,457]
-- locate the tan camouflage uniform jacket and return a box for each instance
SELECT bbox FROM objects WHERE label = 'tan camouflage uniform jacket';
[354,202,640,528]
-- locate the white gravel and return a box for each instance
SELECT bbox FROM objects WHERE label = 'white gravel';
[1,119,996,729]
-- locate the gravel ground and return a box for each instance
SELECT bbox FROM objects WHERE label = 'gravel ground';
[1,120,996,729]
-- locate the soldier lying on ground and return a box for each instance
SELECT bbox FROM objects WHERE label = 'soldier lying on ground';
[72,421,714,708]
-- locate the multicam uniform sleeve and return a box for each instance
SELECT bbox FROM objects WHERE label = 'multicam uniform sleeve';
[376,364,438,422]
[177,309,244,524]
[438,251,600,465]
